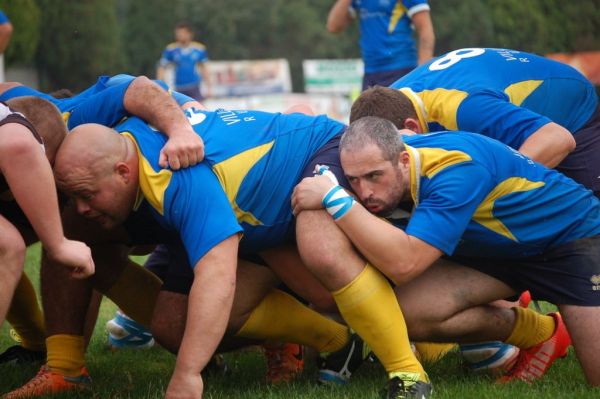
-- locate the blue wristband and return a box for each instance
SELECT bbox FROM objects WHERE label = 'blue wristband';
[322,185,355,220]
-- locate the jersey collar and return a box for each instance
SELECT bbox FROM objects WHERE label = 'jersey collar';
[398,87,429,133]
[405,144,421,206]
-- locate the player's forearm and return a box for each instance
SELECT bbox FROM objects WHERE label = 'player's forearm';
[327,0,353,33]
[0,125,64,250]
[518,122,575,168]
[413,12,435,64]
[174,237,238,376]
[124,76,191,139]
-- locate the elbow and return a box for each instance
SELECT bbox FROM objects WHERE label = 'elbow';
[388,260,420,286]
[564,133,576,154]
[326,23,344,33]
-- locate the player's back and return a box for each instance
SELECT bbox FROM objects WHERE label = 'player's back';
[392,48,598,133]
[404,131,600,257]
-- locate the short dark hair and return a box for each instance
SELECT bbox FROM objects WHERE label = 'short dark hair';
[350,86,417,129]
[6,96,67,164]
[341,116,405,164]
[175,21,193,33]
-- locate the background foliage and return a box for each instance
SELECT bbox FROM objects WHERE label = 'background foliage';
[0,0,597,91]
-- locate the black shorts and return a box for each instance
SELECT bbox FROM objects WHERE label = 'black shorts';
[452,235,600,306]
[557,104,600,198]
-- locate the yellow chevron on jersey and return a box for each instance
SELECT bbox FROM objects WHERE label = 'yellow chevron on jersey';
[388,3,407,34]
[211,141,275,226]
[504,80,543,106]
[122,132,172,216]
[473,177,545,241]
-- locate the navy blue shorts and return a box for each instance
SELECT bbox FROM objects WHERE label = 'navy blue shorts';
[557,104,600,198]
[144,242,271,294]
[452,235,600,306]
[362,67,414,91]
[298,133,351,191]
[177,85,203,101]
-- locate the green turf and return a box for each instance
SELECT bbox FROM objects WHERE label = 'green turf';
[1,245,599,398]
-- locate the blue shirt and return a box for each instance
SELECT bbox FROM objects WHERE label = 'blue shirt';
[351,0,430,73]
[390,48,599,148]
[160,42,208,90]
[116,109,345,266]
[0,75,194,129]
[402,132,600,258]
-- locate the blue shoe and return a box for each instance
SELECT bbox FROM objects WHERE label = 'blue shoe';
[106,311,154,349]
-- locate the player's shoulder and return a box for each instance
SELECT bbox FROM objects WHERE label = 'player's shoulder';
[190,41,207,50]
[165,42,180,50]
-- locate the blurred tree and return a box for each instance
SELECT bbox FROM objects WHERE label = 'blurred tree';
[119,0,176,77]
[175,0,360,91]
[36,0,125,92]
[3,0,598,92]
[0,0,40,65]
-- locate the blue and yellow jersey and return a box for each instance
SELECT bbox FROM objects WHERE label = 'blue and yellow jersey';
[160,41,208,90]
[115,109,345,266]
[390,48,598,149]
[352,0,430,73]
[401,132,600,258]
[0,75,193,129]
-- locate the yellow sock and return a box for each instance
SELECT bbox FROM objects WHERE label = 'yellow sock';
[414,342,457,364]
[332,264,426,381]
[505,307,555,349]
[103,260,162,327]
[6,274,46,351]
[46,335,85,377]
[236,289,349,353]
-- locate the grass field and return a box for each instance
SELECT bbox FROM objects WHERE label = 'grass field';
[1,245,599,398]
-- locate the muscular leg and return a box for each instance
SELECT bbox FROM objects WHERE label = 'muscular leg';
[260,244,337,313]
[558,305,600,385]
[395,259,518,343]
[0,215,26,325]
[151,259,278,353]
[296,209,425,380]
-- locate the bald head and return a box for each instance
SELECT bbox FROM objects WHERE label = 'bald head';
[54,124,126,184]
[54,124,139,229]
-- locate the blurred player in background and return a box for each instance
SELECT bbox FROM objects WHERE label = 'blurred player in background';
[157,21,212,101]
[327,0,435,90]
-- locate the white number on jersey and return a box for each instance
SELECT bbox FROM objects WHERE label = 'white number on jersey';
[429,48,486,71]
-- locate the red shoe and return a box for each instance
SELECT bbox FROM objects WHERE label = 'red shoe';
[518,291,531,308]
[264,343,304,384]
[2,365,91,398]
[498,313,571,384]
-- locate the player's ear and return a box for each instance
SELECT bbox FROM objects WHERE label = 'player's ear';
[403,118,422,134]
[115,162,131,182]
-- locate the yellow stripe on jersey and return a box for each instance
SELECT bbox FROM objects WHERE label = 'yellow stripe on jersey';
[62,111,70,124]
[504,80,543,106]
[388,2,407,34]
[122,132,173,215]
[212,141,274,226]
[398,87,429,132]
[407,145,472,204]
[473,177,545,241]
[417,88,469,130]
